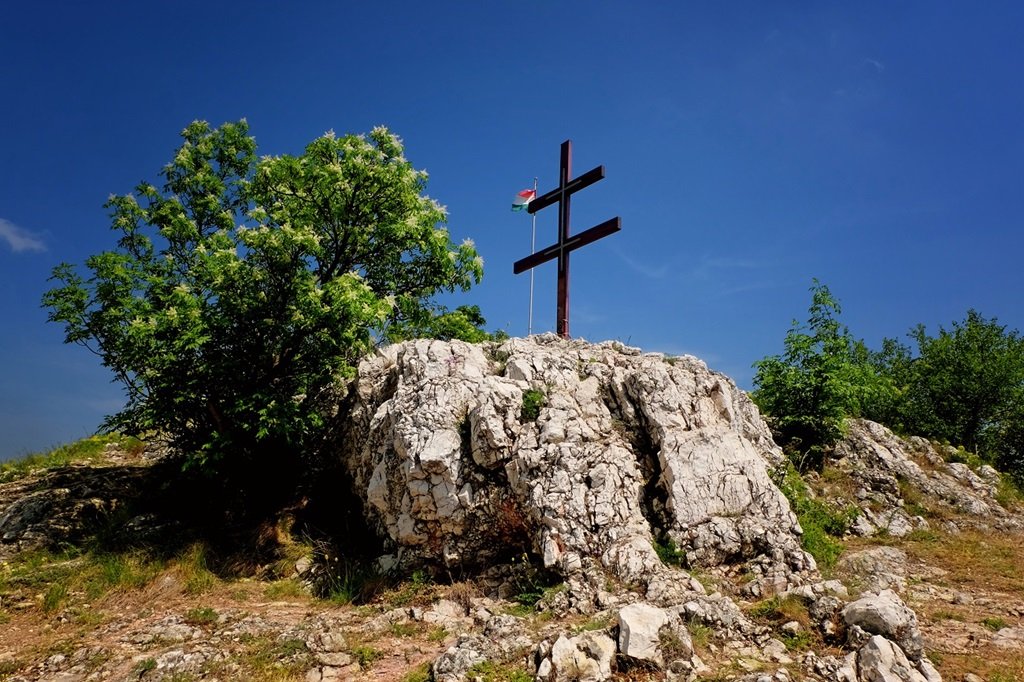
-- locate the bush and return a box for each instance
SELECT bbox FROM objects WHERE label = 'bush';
[42,120,483,476]
[881,311,1024,485]
[520,389,546,422]
[753,280,894,470]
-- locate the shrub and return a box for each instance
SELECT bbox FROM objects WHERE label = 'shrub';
[753,281,895,470]
[653,537,685,566]
[42,120,483,477]
[520,389,546,422]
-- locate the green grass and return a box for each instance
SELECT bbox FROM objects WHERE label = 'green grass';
[0,659,25,676]
[466,661,533,682]
[653,537,685,566]
[983,616,1008,631]
[401,662,432,682]
[901,528,1023,594]
[384,569,436,607]
[781,629,815,651]
[87,551,164,598]
[43,581,69,613]
[659,628,691,660]
[746,594,810,626]
[316,557,382,605]
[224,635,313,680]
[134,658,157,675]
[506,553,561,607]
[176,544,218,594]
[0,543,212,622]
[263,579,307,600]
[995,476,1023,509]
[351,645,383,670]
[771,462,857,570]
[0,433,144,482]
[574,614,613,633]
[1,546,168,619]
[388,621,421,638]
[184,606,219,626]
[686,617,713,649]
[503,602,534,618]
[929,609,965,623]
[944,445,984,469]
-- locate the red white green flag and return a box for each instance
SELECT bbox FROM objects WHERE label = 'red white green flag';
[511,188,536,211]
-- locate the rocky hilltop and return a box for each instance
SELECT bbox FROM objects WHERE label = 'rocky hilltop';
[340,335,813,601]
[1,336,1022,682]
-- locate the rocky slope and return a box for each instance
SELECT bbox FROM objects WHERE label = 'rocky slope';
[339,335,814,602]
[0,336,1021,682]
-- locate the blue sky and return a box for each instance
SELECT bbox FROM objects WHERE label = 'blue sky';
[2,2,1022,459]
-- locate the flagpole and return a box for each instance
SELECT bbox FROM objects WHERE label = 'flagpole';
[528,177,537,336]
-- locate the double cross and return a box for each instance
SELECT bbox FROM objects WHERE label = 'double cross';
[513,140,621,338]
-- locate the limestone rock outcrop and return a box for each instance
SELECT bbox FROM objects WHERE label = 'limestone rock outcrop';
[338,335,816,600]
[832,419,1020,536]
[843,590,923,662]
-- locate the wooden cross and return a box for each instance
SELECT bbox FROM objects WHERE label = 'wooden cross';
[513,140,621,338]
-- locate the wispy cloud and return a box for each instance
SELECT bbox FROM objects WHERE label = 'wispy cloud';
[688,255,778,298]
[714,281,778,298]
[689,255,765,281]
[863,58,885,73]
[0,218,46,253]
[615,247,671,280]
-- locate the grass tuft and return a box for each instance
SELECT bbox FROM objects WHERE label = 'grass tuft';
[351,644,383,670]
[401,662,432,682]
[653,536,685,566]
[983,616,1008,631]
[176,544,218,594]
[466,660,533,682]
[184,606,218,626]
[42,581,69,613]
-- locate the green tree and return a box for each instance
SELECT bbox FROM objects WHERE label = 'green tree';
[391,304,493,343]
[891,311,1024,474]
[752,280,894,469]
[43,120,483,475]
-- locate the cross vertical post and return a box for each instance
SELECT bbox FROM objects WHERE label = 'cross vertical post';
[513,140,621,338]
[556,141,572,337]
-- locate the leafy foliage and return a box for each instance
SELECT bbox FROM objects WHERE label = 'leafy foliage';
[520,388,546,422]
[392,304,494,343]
[653,536,685,566]
[43,120,482,474]
[756,280,1024,485]
[752,280,894,468]
[875,311,1024,480]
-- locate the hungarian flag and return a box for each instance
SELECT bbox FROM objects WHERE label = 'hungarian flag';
[512,188,536,212]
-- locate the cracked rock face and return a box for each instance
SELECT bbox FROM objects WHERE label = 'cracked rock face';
[833,419,1022,536]
[843,589,924,662]
[337,335,816,597]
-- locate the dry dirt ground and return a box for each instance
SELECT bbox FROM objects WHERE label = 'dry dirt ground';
[2,439,1023,682]
[0,559,463,681]
[2,524,1021,682]
[870,529,1024,682]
